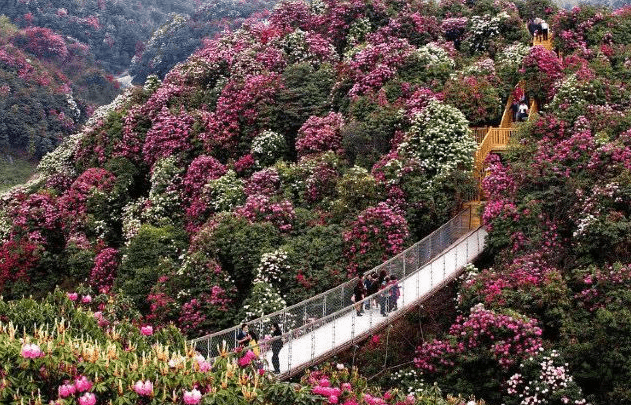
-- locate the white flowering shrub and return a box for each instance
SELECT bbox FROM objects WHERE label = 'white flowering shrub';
[407,43,455,83]
[389,368,427,396]
[143,75,162,93]
[346,17,371,48]
[251,130,287,167]
[144,157,183,225]
[206,170,245,213]
[463,57,496,77]
[546,74,597,120]
[505,350,589,405]
[496,43,530,76]
[256,249,290,286]
[466,13,509,53]
[36,132,82,179]
[239,280,287,322]
[398,99,475,179]
[121,198,145,242]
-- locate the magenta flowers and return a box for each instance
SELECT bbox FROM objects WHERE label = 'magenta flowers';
[183,388,202,404]
[20,343,42,358]
[134,380,154,396]
[140,325,154,336]
[78,392,96,405]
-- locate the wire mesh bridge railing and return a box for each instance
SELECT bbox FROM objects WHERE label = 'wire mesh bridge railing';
[190,206,486,376]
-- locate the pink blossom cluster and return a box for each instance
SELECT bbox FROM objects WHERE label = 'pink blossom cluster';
[235,195,296,232]
[345,37,414,97]
[89,248,119,294]
[59,168,116,230]
[57,375,93,399]
[78,393,96,405]
[183,388,202,404]
[133,380,154,396]
[575,264,631,312]
[441,17,468,37]
[238,349,258,367]
[343,203,409,274]
[12,27,69,60]
[244,169,281,196]
[305,163,339,203]
[296,112,344,157]
[142,106,195,167]
[521,45,564,101]
[415,305,543,372]
[21,343,42,358]
[178,299,208,335]
[200,73,280,154]
[182,155,227,203]
[10,192,61,237]
[481,154,517,199]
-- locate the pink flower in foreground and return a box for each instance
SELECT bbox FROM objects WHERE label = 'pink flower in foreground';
[81,295,92,303]
[140,325,153,336]
[134,380,154,396]
[67,292,78,301]
[58,381,76,398]
[21,343,42,358]
[78,393,96,405]
[74,376,93,392]
[183,388,202,405]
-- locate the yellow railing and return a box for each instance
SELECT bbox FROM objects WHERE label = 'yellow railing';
[474,128,515,171]
[470,127,489,144]
[499,94,515,128]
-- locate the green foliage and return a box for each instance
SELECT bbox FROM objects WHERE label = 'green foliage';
[116,224,187,310]
[330,166,382,221]
[0,154,36,193]
[343,99,401,168]
[273,62,335,155]
[281,221,346,303]
[202,214,283,300]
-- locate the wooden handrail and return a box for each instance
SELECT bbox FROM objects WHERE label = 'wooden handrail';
[470,127,489,144]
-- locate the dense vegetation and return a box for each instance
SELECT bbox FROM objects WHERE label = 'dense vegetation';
[1,0,631,404]
[0,16,119,158]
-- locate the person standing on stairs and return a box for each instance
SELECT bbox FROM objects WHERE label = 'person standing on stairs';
[541,20,549,41]
[354,276,366,316]
[517,101,529,122]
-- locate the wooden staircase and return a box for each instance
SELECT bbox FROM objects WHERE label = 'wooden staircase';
[469,31,552,202]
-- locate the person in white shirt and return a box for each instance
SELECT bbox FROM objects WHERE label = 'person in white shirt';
[518,101,529,122]
[541,20,549,41]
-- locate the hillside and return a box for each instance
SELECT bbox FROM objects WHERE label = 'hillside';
[0,16,119,159]
[0,0,630,404]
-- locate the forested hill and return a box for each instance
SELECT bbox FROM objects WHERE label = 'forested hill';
[0,0,631,404]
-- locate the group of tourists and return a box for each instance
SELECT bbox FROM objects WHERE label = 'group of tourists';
[237,322,283,374]
[232,271,401,375]
[353,270,401,318]
[528,17,549,42]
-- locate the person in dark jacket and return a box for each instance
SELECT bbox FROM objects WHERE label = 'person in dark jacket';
[354,276,366,316]
[270,323,283,374]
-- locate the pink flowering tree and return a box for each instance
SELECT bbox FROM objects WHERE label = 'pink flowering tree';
[147,255,237,335]
[88,248,119,294]
[142,106,195,167]
[343,202,409,275]
[414,305,544,404]
[521,46,564,103]
[296,112,345,158]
